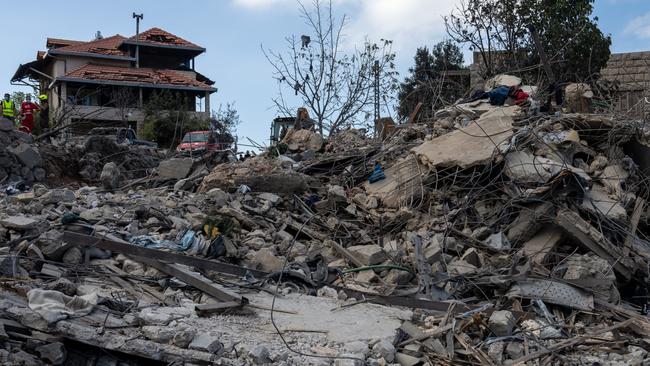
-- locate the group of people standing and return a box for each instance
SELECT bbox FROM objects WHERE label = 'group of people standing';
[2,93,49,134]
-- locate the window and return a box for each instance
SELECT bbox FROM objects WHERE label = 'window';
[182,133,208,143]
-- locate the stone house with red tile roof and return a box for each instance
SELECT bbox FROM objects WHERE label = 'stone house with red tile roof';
[12,27,216,133]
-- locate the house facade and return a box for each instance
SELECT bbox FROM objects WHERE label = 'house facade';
[12,27,216,133]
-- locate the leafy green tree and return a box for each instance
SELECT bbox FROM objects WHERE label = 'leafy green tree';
[445,0,610,84]
[519,0,610,82]
[211,102,241,136]
[398,41,465,119]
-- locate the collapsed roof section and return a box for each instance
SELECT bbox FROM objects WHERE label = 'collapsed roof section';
[55,64,216,92]
[48,35,133,60]
[123,27,205,52]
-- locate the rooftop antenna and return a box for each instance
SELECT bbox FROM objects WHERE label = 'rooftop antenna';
[132,12,144,68]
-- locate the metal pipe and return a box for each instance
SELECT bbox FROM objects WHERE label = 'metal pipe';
[132,13,143,68]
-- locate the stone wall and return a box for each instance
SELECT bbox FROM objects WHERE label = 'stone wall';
[600,52,650,117]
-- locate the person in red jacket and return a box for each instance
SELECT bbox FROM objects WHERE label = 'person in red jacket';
[19,94,40,133]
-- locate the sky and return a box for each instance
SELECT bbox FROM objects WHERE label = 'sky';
[2,0,650,147]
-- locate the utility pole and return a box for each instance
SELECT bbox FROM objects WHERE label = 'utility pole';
[133,12,144,68]
[373,60,380,123]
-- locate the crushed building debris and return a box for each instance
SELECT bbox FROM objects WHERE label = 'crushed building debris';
[3,74,650,365]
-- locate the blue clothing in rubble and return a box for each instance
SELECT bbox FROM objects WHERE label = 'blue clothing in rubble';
[368,163,386,183]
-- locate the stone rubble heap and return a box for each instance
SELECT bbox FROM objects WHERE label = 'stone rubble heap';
[0,118,47,184]
[2,78,650,365]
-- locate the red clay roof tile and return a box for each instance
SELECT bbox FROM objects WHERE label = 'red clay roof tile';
[127,27,203,49]
[46,38,84,48]
[61,64,214,91]
[52,35,129,57]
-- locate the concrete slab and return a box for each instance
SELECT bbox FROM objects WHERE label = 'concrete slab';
[157,158,193,180]
[412,106,518,169]
[251,292,411,343]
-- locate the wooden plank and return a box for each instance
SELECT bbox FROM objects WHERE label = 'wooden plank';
[555,210,633,280]
[137,257,246,305]
[327,240,365,268]
[62,231,268,278]
[195,301,243,316]
[511,320,632,365]
[624,197,645,255]
[101,263,166,304]
[64,232,487,314]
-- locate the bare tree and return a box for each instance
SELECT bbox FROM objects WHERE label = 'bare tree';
[263,0,398,135]
[444,0,526,78]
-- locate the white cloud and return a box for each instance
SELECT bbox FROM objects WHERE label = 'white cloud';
[234,0,458,51]
[232,0,292,9]
[344,0,458,52]
[624,12,650,39]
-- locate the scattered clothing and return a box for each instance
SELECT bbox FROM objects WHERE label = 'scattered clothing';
[27,289,98,323]
[129,235,189,251]
[488,86,511,106]
[237,184,251,194]
[368,163,386,183]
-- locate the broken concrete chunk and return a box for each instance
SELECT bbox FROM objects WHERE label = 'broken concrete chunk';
[142,325,175,343]
[519,227,563,267]
[248,345,271,364]
[63,247,83,264]
[561,253,620,303]
[282,128,324,152]
[601,164,628,196]
[137,306,191,325]
[372,339,396,362]
[8,143,41,169]
[506,202,555,244]
[520,319,562,339]
[328,185,348,203]
[384,269,411,285]
[484,232,511,251]
[189,332,223,353]
[251,247,285,272]
[258,192,281,205]
[40,188,75,204]
[100,162,120,191]
[504,150,555,184]
[487,341,505,364]
[484,74,522,91]
[347,244,386,266]
[581,183,627,221]
[157,158,193,180]
[0,216,37,230]
[35,342,66,365]
[447,259,478,276]
[412,108,516,169]
[489,310,516,336]
[394,352,421,366]
[505,342,524,359]
[172,327,197,348]
[0,118,13,131]
[460,248,481,267]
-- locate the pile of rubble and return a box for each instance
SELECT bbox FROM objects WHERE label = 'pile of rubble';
[3,76,650,365]
[0,118,47,185]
